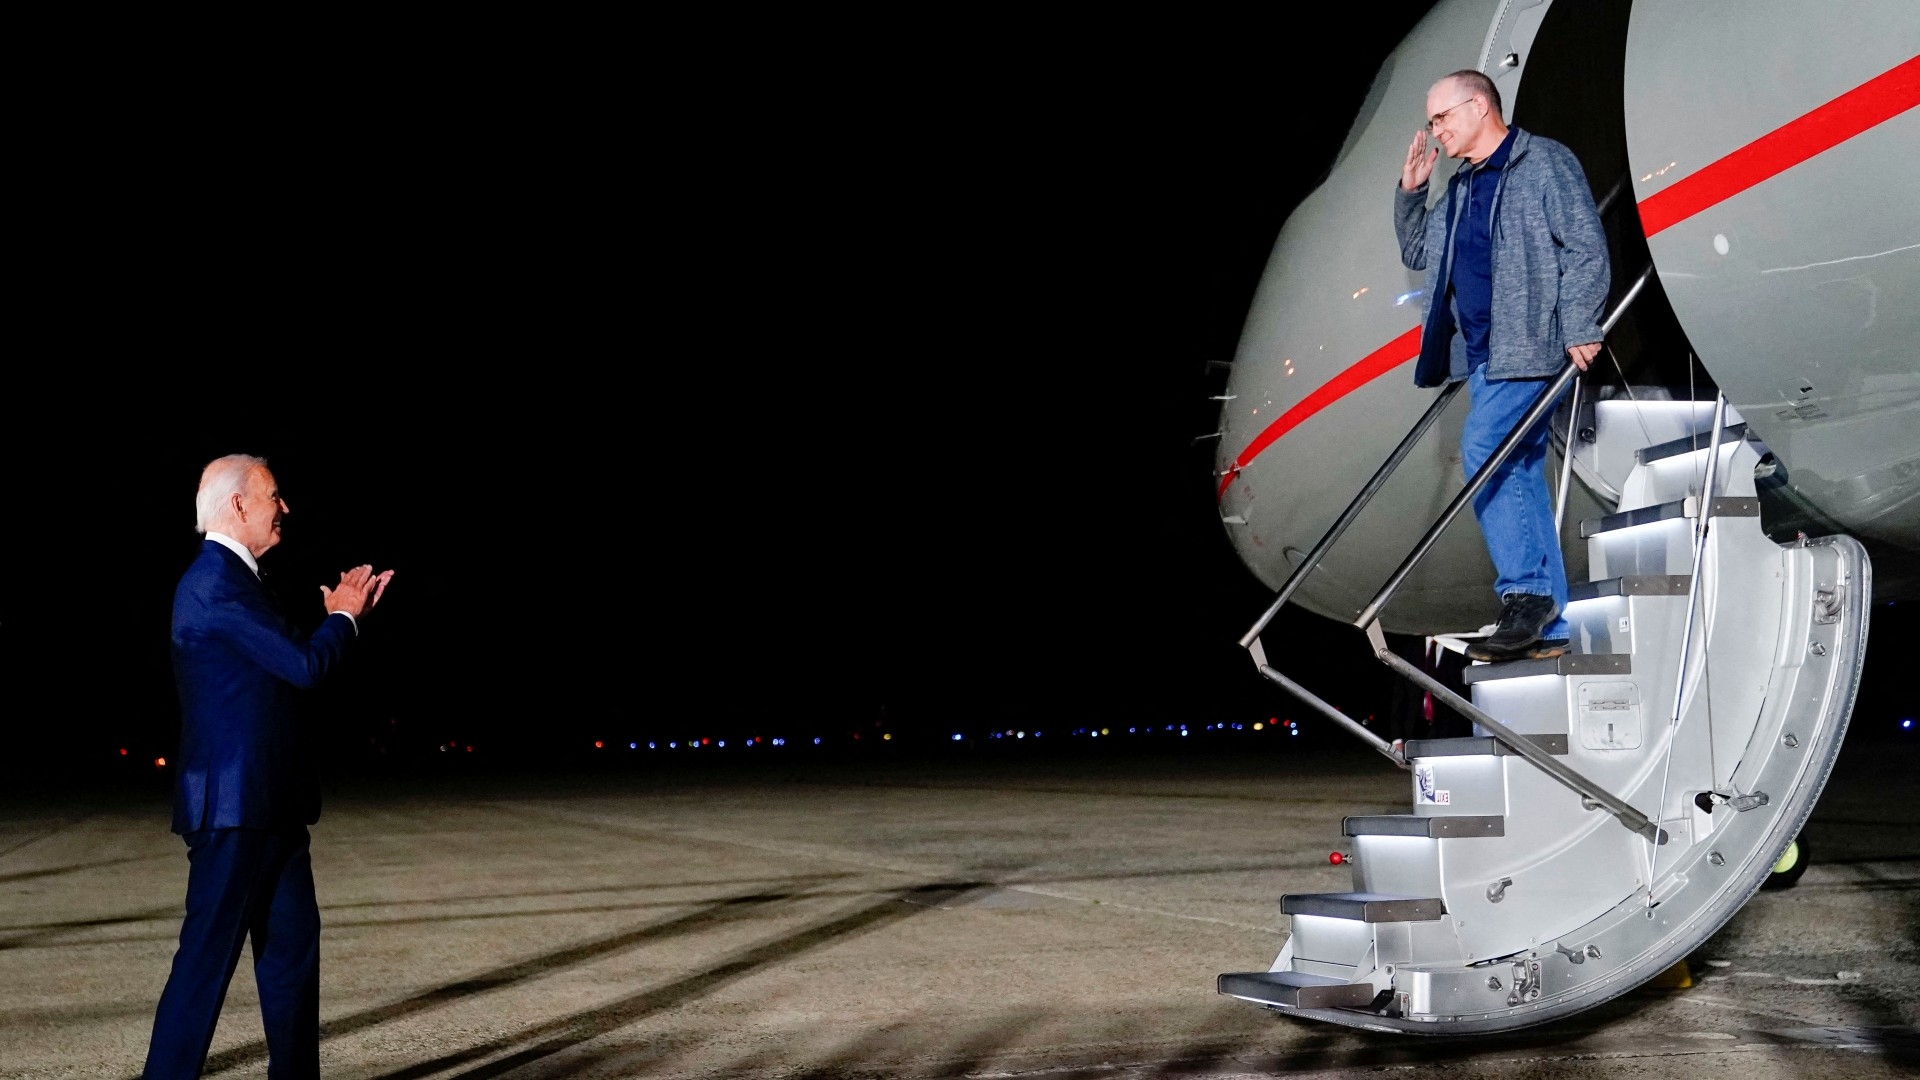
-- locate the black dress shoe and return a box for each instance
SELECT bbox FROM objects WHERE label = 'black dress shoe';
[1466,593,1559,662]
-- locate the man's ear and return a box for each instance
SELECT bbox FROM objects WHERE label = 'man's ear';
[232,491,248,522]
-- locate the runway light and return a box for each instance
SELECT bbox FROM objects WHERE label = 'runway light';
[649,742,657,749]
[813,737,822,745]
[701,738,710,746]
[1100,728,1109,736]
[718,740,726,748]
[594,741,604,749]
[1016,731,1025,739]
[1904,719,1914,730]
[1253,723,1264,731]
[630,742,638,749]
[1291,728,1300,737]
[119,748,129,756]
[155,757,167,768]
[1128,727,1136,733]
[1090,731,1097,738]
[952,733,963,741]
[670,741,677,748]
[1330,852,1348,865]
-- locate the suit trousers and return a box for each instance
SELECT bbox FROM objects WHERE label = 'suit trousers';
[144,826,320,1080]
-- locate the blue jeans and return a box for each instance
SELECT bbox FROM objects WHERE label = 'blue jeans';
[1462,365,1569,639]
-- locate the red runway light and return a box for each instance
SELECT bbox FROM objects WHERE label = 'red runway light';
[1329,852,1347,865]
[119,748,129,756]
[155,757,167,768]
[594,741,604,749]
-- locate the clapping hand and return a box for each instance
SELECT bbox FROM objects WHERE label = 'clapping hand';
[321,565,395,620]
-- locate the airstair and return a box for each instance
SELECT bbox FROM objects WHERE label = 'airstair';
[1217,309,1872,1032]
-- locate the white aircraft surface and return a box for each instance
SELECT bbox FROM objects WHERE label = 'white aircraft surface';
[1211,0,1917,1033]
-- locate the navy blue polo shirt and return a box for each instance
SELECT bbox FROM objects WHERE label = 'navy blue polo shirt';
[1450,127,1516,371]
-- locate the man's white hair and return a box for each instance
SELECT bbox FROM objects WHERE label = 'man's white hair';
[194,454,269,535]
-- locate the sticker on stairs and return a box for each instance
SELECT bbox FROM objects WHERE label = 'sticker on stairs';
[1415,763,1451,805]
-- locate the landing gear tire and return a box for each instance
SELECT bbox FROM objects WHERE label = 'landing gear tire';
[1761,835,1809,890]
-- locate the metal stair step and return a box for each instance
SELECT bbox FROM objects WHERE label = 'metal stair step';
[1403,734,1568,757]
[1463,653,1631,684]
[1635,423,1749,465]
[1281,892,1446,922]
[1217,970,1379,1009]
[1580,496,1760,539]
[1567,575,1690,603]
[1343,814,1504,838]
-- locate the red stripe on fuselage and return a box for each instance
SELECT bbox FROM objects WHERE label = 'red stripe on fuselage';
[1216,326,1421,500]
[1636,54,1920,237]
[1218,54,1920,501]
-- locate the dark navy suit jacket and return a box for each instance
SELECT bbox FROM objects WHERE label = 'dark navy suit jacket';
[170,540,356,835]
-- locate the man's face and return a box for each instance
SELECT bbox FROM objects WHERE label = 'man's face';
[232,466,290,557]
[1425,81,1486,159]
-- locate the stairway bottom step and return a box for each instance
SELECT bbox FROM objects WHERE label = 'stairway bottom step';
[1218,970,1378,1009]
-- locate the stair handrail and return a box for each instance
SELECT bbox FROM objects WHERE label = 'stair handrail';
[1355,264,1653,628]
[1237,382,1465,649]
[1646,392,1730,890]
[1236,264,1664,842]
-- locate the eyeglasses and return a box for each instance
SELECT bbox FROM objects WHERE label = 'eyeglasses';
[1428,97,1479,131]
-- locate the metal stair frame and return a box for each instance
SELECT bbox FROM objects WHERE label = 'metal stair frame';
[1219,260,1874,1030]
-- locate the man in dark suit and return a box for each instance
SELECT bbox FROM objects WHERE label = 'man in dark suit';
[144,454,392,1080]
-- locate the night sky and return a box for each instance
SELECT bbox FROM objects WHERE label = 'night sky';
[7,5,1911,783]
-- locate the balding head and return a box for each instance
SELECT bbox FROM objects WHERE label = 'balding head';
[1426,69,1507,163]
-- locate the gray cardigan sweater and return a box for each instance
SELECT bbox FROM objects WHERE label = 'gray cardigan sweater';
[1393,127,1611,388]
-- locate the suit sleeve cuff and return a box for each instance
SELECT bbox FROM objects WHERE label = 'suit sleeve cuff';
[331,611,359,635]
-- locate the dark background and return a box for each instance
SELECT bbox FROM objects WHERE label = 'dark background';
[5,5,1912,787]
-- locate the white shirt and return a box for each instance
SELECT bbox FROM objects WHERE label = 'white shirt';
[205,531,357,634]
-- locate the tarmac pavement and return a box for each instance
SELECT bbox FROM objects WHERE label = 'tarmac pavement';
[2,738,1915,1079]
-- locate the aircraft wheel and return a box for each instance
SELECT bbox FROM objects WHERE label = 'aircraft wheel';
[1761,835,1809,890]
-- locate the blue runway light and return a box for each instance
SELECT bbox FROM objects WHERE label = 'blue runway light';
[952,733,963,741]
[813,737,822,745]
[1181,730,1188,737]
[1904,719,1914,730]
[669,742,677,748]
[1291,728,1300,736]
[648,742,657,749]
[630,742,638,749]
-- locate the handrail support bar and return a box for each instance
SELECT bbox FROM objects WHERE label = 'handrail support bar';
[1364,621,1666,844]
